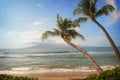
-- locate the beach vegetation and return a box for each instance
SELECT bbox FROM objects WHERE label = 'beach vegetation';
[87,66,120,80]
[0,74,38,80]
[73,0,120,64]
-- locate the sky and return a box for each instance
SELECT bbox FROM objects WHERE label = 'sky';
[0,0,120,49]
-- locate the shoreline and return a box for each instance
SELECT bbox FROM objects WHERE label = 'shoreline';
[0,65,117,80]
[0,65,117,74]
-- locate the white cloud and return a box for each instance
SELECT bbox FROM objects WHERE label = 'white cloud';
[32,21,42,26]
[74,36,110,47]
[106,0,120,26]
[36,3,43,7]
[51,37,66,45]
[0,29,112,49]
[0,29,43,49]
[106,0,116,8]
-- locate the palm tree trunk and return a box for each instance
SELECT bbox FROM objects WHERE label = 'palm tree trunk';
[63,38,103,73]
[94,19,120,64]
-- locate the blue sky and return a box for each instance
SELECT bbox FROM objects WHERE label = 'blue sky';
[0,0,120,49]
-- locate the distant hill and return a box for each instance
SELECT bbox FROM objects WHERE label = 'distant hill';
[27,43,72,49]
[26,43,120,51]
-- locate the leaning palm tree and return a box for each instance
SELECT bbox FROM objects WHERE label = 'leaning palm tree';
[73,0,120,64]
[41,14,103,73]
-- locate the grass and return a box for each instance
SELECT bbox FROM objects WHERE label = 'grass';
[0,74,38,80]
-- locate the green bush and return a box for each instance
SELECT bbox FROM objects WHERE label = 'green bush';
[0,74,38,80]
[87,66,120,80]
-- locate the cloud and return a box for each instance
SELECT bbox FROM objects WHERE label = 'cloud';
[50,37,66,44]
[32,21,42,26]
[0,29,113,49]
[36,3,43,7]
[0,29,42,49]
[74,36,110,47]
[106,0,120,26]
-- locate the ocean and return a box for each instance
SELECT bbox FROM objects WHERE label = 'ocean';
[0,47,119,70]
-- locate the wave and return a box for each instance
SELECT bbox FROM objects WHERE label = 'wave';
[88,51,114,54]
[0,56,20,58]
[0,51,115,60]
[3,52,11,54]
[32,51,114,54]
[0,51,115,59]
[0,65,117,75]
[0,56,26,58]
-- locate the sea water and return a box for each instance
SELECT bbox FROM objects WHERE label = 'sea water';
[0,47,119,74]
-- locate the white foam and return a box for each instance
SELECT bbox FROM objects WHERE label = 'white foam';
[0,68,95,74]
[0,65,117,75]
[12,67,31,71]
[101,65,117,71]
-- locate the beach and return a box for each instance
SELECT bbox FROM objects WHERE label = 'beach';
[0,65,117,80]
[28,72,89,80]
[0,69,96,80]
[27,71,90,80]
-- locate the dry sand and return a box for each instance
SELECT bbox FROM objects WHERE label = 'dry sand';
[27,72,93,80]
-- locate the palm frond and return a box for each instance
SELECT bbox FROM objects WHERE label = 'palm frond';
[90,0,97,15]
[91,0,98,14]
[63,36,72,41]
[93,0,98,6]
[73,0,94,17]
[66,29,85,40]
[41,31,55,41]
[73,7,83,16]
[57,14,65,30]
[87,0,97,15]
[57,15,74,30]
[73,0,89,15]
[72,17,88,28]
[57,14,62,21]
[53,28,61,35]
[95,4,115,17]
[64,19,73,29]
[82,0,91,11]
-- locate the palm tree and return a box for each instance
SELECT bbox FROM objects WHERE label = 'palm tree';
[73,0,120,64]
[41,14,103,73]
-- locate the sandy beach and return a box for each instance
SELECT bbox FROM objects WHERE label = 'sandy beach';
[0,70,94,80]
[0,67,96,80]
[29,74,87,80]
[0,66,117,80]
[24,72,91,80]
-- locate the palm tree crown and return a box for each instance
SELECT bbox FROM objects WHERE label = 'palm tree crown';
[73,0,115,20]
[42,14,86,41]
